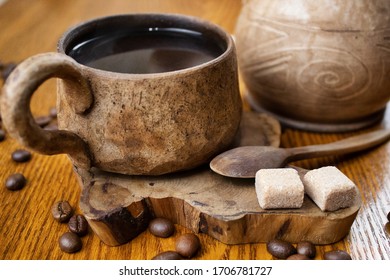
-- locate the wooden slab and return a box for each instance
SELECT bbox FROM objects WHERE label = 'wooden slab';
[77,112,360,246]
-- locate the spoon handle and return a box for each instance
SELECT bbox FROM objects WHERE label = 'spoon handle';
[287,129,390,162]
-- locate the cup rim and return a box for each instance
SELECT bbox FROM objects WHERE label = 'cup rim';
[57,13,234,77]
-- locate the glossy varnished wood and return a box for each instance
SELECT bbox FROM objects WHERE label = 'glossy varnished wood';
[0,0,389,260]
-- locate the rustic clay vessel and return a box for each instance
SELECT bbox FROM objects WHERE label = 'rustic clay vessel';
[235,0,390,132]
[1,14,242,175]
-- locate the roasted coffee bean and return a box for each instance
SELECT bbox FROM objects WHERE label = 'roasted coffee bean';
[152,251,182,260]
[5,173,27,191]
[0,129,5,141]
[175,233,201,258]
[266,239,297,259]
[387,211,390,223]
[51,201,73,223]
[68,214,89,237]
[11,149,32,162]
[323,250,352,260]
[58,232,82,253]
[296,241,316,259]
[148,217,175,238]
[286,254,310,260]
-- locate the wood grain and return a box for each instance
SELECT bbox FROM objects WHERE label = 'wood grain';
[0,0,389,260]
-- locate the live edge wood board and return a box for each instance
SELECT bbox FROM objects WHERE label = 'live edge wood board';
[78,112,361,246]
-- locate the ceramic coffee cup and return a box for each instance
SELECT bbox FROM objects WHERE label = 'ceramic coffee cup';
[1,14,242,175]
[235,0,390,132]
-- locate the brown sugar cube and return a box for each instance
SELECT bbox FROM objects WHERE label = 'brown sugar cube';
[255,168,304,209]
[303,166,357,212]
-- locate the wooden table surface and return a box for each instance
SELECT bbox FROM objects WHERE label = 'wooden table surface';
[0,0,389,260]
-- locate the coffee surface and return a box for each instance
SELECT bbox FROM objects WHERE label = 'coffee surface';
[68,28,223,73]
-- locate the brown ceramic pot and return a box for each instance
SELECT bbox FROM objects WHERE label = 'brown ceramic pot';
[1,14,242,175]
[235,0,390,132]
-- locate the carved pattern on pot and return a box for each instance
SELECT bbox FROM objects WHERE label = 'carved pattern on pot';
[235,1,390,130]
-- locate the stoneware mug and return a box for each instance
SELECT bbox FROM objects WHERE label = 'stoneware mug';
[1,14,242,175]
[235,0,390,132]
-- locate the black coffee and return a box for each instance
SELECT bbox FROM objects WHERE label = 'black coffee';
[67,28,224,74]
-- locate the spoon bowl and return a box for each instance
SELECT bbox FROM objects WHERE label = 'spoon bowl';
[210,146,289,178]
[210,129,390,178]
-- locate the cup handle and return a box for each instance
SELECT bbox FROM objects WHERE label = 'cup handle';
[1,52,93,169]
